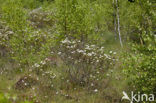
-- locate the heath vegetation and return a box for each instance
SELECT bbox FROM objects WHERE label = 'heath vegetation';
[0,0,155,103]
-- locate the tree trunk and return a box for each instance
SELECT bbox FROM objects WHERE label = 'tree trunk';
[115,0,123,47]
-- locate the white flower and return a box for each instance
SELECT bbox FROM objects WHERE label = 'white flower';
[104,54,109,58]
[70,45,74,48]
[45,58,50,61]
[91,45,95,47]
[73,44,76,47]
[87,53,92,56]
[66,46,70,48]
[71,51,75,54]
[79,50,84,53]
[106,73,110,76]
[41,61,46,65]
[112,59,116,61]
[61,38,71,43]
[24,83,28,86]
[77,49,84,53]
[34,63,40,68]
[110,70,113,73]
[113,52,117,55]
[56,91,59,95]
[22,80,25,83]
[58,52,61,55]
[91,51,96,55]
[72,41,76,44]
[109,51,113,54]
[85,45,91,50]
[99,55,103,58]
[94,89,98,92]
[52,74,56,78]
[24,77,27,79]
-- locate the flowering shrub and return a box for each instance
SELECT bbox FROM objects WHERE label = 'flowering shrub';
[59,38,116,65]
[29,37,117,89]
[56,38,117,86]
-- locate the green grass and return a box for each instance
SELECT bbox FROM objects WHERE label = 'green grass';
[0,55,128,103]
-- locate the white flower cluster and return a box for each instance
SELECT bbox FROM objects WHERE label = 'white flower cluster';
[59,38,117,66]
[32,59,48,68]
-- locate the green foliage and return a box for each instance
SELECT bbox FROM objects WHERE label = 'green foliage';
[55,0,94,41]
[0,93,10,103]
[0,0,55,65]
[21,0,42,9]
[1,0,28,31]
[55,0,115,44]
[123,41,156,94]
[21,101,33,103]
[123,0,156,94]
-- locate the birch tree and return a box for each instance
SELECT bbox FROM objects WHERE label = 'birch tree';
[115,0,123,47]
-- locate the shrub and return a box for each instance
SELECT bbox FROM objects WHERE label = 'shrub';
[1,0,55,66]
[123,43,156,94]
[0,93,10,103]
[57,38,117,87]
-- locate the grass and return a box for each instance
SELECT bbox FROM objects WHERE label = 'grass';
[0,53,129,103]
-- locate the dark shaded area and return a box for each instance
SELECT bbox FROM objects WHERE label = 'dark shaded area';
[128,0,135,2]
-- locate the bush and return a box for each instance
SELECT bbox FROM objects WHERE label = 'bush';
[1,0,55,66]
[123,44,156,94]
[0,93,10,103]
[57,38,117,87]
